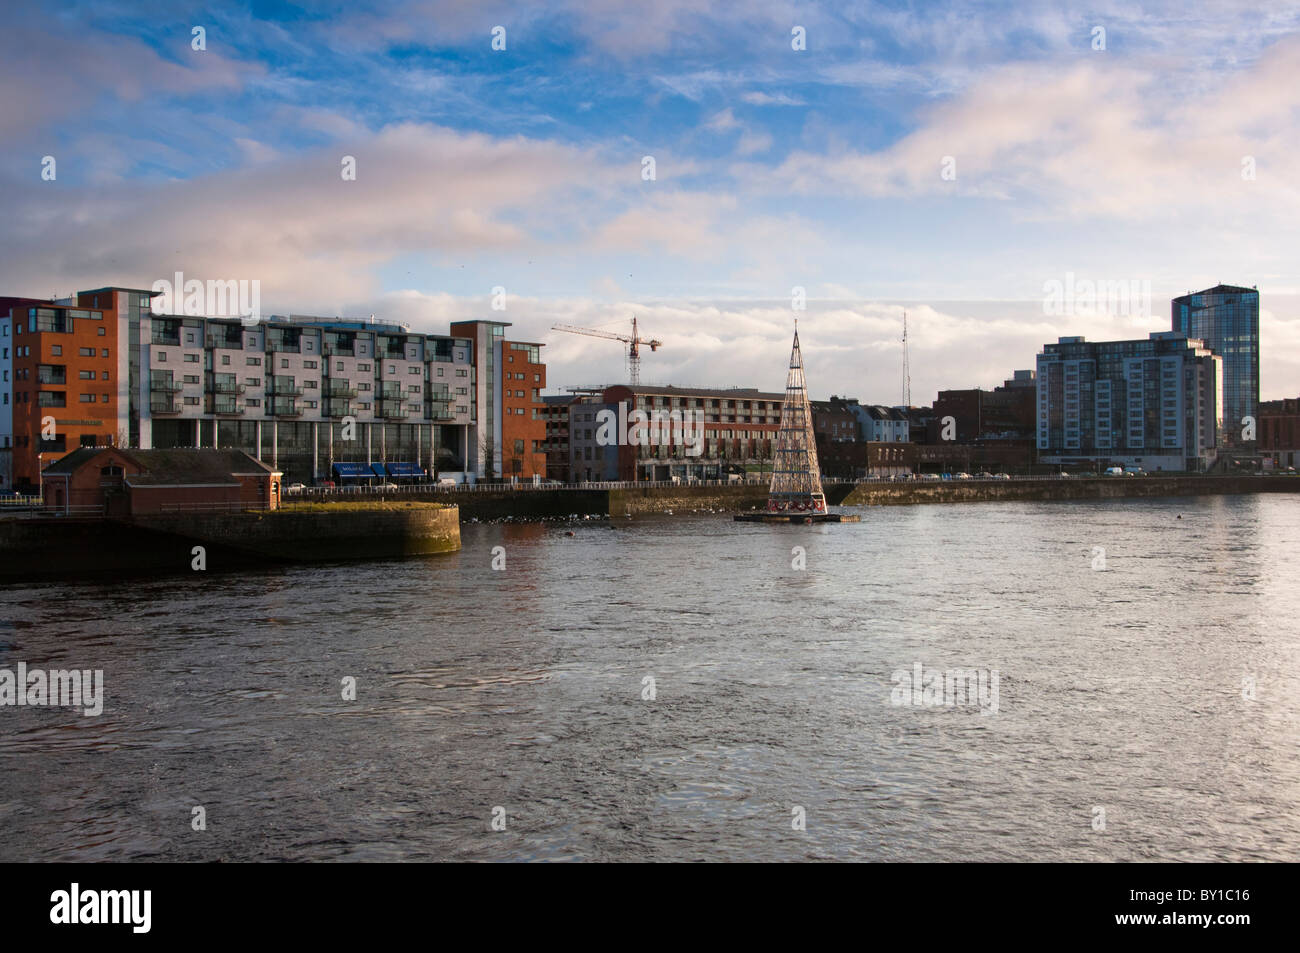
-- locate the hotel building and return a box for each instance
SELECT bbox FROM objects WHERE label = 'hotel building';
[1171,284,1259,444]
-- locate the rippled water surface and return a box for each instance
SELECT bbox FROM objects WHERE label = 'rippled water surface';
[2,495,1298,861]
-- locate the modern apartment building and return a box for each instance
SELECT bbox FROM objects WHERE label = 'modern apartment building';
[1036,331,1221,471]
[2,285,530,488]
[1171,284,1259,444]
[450,320,547,480]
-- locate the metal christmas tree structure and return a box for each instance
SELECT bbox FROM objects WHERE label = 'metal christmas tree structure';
[767,322,827,514]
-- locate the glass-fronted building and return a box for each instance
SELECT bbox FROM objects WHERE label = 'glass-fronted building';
[1171,284,1258,445]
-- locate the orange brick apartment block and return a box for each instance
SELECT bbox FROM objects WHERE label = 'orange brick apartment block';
[6,302,119,487]
[500,339,546,478]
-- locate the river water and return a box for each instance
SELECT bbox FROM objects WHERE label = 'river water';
[1,495,1298,862]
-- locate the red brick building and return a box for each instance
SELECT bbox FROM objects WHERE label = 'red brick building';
[5,301,120,490]
[1259,397,1300,469]
[41,447,282,516]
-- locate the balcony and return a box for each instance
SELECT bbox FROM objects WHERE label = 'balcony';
[150,333,181,347]
[150,400,182,415]
[267,379,303,396]
[326,381,358,398]
[379,400,409,420]
[207,398,244,416]
[426,401,454,421]
[206,335,243,350]
[270,401,301,417]
[209,381,246,395]
[150,378,183,394]
[323,398,352,417]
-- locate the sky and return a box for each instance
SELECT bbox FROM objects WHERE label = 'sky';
[3,0,1299,401]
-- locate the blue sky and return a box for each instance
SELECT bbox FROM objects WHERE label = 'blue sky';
[3,0,1300,401]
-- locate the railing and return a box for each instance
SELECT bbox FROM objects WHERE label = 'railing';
[209,381,245,394]
[150,380,184,393]
[150,401,182,415]
[0,495,41,508]
[4,504,107,518]
[158,501,275,513]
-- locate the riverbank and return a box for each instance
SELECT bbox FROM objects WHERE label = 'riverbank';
[838,474,1298,506]
[452,475,1298,518]
[0,502,460,578]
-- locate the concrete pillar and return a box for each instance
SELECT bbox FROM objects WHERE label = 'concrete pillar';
[272,420,279,470]
[256,420,263,460]
[415,424,421,474]
[380,424,386,463]
[212,418,219,450]
[366,423,372,462]
[195,417,202,448]
[312,422,318,481]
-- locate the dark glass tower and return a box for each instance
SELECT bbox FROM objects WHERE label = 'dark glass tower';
[1172,284,1259,445]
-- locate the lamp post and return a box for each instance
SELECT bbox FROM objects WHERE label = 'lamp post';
[36,452,43,502]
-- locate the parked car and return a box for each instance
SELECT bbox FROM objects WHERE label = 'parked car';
[377,482,399,490]
[1105,467,1124,476]
[285,482,306,494]
[955,472,972,480]
[994,472,1011,480]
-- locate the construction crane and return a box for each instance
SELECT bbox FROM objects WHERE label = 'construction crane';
[901,309,912,408]
[551,316,662,386]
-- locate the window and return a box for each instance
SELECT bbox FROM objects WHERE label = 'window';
[246,398,261,407]
[221,355,231,365]
[184,354,199,363]
[246,377,260,386]
[409,366,420,375]
[281,359,289,368]
[358,363,370,372]
[156,351,166,362]
[97,327,106,336]
[336,361,344,371]
[51,345,62,356]
[388,366,396,375]
[80,394,96,403]
[304,360,317,369]
[103,371,110,380]
[184,374,200,384]
[456,369,467,377]
[79,370,95,380]
[304,380,317,389]
[247,357,261,366]
[184,397,200,406]
[437,367,445,376]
